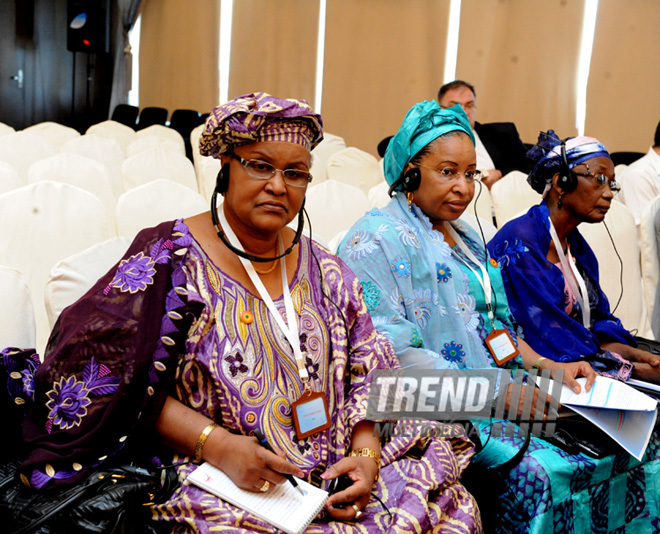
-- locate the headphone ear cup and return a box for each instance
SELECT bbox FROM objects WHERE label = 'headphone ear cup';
[558,169,578,193]
[216,164,230,194]
[402,168,421,192]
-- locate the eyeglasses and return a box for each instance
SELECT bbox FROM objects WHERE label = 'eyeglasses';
[230,154,312,188]
[575,172,621,195]
[415,164,482,183]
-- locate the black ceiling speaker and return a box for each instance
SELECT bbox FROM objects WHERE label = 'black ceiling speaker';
[67,0,110,53]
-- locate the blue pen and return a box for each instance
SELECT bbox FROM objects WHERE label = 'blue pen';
[253,428,305,496]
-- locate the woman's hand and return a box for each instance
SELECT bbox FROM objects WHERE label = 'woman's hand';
[540,359,596,393]
[207,432,304,493]
[603,342,660,367]
[321,456,378,520]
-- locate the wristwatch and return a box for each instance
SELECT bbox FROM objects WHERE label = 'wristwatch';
[349,448,380,481]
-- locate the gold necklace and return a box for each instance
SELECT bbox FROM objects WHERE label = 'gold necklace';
[253,258,278,275]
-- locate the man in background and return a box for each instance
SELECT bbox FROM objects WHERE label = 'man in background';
[618,120,660,228]
[437,80,531,189]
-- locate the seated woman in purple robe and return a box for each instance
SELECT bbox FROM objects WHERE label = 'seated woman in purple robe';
[14,93,481,533]
[488,130,660,383]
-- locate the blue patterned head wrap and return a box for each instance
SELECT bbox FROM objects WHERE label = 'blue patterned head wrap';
[526,129,610,194]
[384,101,475,189]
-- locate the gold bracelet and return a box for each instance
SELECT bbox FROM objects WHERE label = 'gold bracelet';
[349,448,381,481]
[194,422,219,463]
[532,356,548,369]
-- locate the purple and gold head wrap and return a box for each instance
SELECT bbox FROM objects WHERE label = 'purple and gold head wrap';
[526,129,611,194]
[384,101,475,189]
[199,92,323,158]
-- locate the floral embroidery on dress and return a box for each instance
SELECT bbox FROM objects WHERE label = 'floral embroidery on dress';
[360,281,381,311]
[224,353,249,378]
[305,356,320,381]
[389,288,407,316]
[395,220,421,248]
[390,256,411,278]
[489,238,529,270]
[104,238,173,294]
[436,262,452,283]
[365,208,387,217]
[453,293,480,332]
[343,225,386,261]
[441,341,466,364]
[45,358,120,432]
[408,289,441,328]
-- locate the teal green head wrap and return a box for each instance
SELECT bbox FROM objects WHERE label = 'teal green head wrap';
[384,101,475,189]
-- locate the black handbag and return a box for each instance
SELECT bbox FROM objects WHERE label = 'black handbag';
[0,459,180,534]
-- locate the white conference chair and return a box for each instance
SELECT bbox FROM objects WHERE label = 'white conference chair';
[121,147,198,192]
[85,120,135,154]
[190,123,207,192]
[24,121,80,150]
[368,181,391,209]
[467,181,495,225]
[0,160,21,196]
[45,235,132,328]
[639,195,660,339]
[304,180,371,244]
[0,122,16,138]
[196,156,221,200]
[60,134,126,198]
[580,199,652,337]
[0,131,57,183]
[0,266,36,350]
[136,124,186,155]
[310,132,347,185]
[28,153,116,233]
[490,170,538,226]
[115,179,207,238]
[460,212,498,244]
[0,181,112,354]
[325,147,382,195]
[126,135,184,158]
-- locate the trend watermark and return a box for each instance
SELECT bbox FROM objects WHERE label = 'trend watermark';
[367,368,563,439]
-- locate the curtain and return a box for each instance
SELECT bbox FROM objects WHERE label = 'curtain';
[108,0,143,117]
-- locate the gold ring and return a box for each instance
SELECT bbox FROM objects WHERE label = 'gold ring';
[259,480,270,492]
[351,504,362,520]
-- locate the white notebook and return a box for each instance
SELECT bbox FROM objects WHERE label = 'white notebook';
[187,462,328,534]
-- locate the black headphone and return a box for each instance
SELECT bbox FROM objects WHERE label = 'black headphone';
[388,167,421,197]
[209,163,306,262]
[557,141,578,193]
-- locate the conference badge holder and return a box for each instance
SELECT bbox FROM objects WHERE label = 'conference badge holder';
[291,386,331,440]
[485,329,519,366]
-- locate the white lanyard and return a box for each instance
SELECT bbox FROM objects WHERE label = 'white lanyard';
[548,218,591,329]
[219,208,309,381]
[444,222,495,327]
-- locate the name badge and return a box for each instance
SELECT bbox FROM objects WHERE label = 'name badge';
[485,329,519,366]
[291,389,331,440]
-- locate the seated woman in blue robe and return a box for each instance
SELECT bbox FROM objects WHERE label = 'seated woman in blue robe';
[488,131,660,384]
[337,103,660,533]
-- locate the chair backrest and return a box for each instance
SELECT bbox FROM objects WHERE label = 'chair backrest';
[196,155,221,200]
[580,200,652,337]
[24,121,80,150]
[490,170,539,226]
[466,181,495,224]
[325,147,382,195]
[639,195,660,338]
[110,104,139,128]
[0,160,21,195]
[115,179,207,238]
[0,122,16,138]
[304,180,371,243]
[368,180,390,209]
[60,134,126,198]
[126,134,184,158]
[45,235,132,328]
[0,181,112,353]
[121,147,198,192]
[460,212,498,244]
[136,107,169,130]
[0,131,57,183]
[86,120,135,154]
[168,109,204,139]
[27,152,116,231]
[190,122,206,189]
[310,132,346,184]
[136,124,186,154]
[0,266,36,350]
